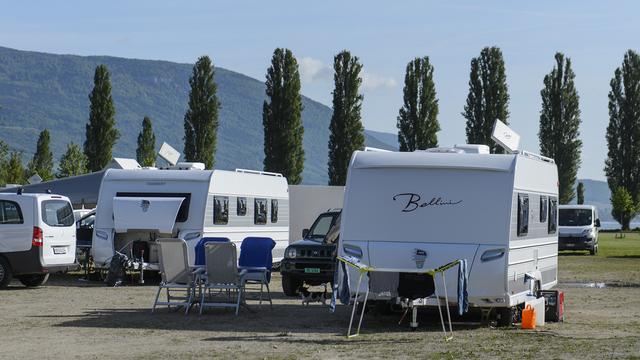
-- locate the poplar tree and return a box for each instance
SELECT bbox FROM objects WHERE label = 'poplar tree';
[328,50,365,186]
[184,56,220,169]
[262,48,305,184]
[27,129,54,181]
[539,53,582,204]
[462,47,510,153]
[577,182,585,205]
[605,50,640,229]
[84,65,119,172]
[136,116,156,167]
[6,151,25,184]
[57,143,88,178]
[397,56,439,151]
[611,187,636,230]
[0,140,9,185]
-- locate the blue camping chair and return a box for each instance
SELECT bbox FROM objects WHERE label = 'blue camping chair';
[239,237,276,307]
[194,237,230,266]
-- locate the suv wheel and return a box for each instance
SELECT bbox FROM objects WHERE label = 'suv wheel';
[0,257,13,289]
[18,274,49,287]
[282,273,302,297]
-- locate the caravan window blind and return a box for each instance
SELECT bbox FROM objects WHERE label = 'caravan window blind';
[517,193,529,236]
[540,196,548,223]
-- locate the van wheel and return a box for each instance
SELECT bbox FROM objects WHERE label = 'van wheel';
[282,274,302,296]
[18,274,49,287]
[0,257,13,289]
[590,246,597,256]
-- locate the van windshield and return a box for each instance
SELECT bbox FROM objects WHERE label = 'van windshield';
[559,209,593,227]
[42,200,75,227]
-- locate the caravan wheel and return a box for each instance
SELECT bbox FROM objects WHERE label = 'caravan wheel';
[0,257,13,289]
[496,307,516,327]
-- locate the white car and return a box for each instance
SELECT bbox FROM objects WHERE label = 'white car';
[0,192,77,288]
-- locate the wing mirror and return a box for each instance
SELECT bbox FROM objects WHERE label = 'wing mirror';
[595,219,601,228]
[302,229,309,238]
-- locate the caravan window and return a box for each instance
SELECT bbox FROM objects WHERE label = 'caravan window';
[548,198,558,234]
[116,192,191,222]
[0,200,23,224]
[237,197,247,216]
[254,198,267,225]
[42,200,74,227]
[517,194,529,236]
[540,196,548,222]
[271,199,278,223]
[213,196,229,225]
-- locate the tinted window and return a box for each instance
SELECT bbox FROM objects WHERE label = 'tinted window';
[116,192,191,222]
[42,200,74,227]
[0,200,23,224]
[254,198,267,225]
[213,196,229,225]
[271,199,278,223]
[548,198,558,234]
[559,208,592,227]
[540,196,548,223]
[517,194,529,236]
[237,197,247,216]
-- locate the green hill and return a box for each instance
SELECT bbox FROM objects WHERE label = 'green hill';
[0,46,395,184]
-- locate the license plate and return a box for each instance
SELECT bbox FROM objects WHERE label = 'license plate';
[304,268,320,273]
[53,247,67,254]
[566,243,574,247]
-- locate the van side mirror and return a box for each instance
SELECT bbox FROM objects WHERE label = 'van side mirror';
[302,229,309,238]
[595,219,601,228]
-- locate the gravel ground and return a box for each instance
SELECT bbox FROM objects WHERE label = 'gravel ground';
[1,266,640,360]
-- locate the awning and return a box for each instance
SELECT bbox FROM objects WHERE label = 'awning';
[113,197,184,233]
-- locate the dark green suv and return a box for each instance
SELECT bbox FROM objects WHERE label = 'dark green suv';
[280,209,341,296]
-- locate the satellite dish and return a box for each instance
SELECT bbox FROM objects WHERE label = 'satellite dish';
[158,142,181,166]
[491,120,520,153]
[27,173,42,185]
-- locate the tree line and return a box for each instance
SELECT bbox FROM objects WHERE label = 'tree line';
[1,47,639,229]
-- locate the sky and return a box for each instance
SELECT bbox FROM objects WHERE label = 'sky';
[1,0,639,180]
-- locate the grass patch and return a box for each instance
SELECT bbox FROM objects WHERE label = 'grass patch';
[559,232,640,283]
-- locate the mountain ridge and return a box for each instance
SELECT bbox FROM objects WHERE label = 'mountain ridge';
[0,45,396,185]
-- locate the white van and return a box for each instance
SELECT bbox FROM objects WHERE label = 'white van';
[0,192,77,288]
[558,205,600,255]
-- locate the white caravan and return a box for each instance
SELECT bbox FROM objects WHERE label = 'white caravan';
[91,167,289,270]
[0,192,77,288]
[337,144,559,317]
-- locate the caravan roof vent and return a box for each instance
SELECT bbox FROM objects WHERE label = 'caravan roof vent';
[159,162,206,170]
[454,144,490,154]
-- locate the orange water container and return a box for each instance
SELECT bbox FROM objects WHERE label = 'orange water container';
[521,305,536,329]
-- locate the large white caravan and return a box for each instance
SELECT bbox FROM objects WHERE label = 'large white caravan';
[91,167,289,270]
[337,144,559,317]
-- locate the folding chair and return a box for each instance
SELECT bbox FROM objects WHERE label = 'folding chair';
[239,237,276,308]
[199,242,247,316]
[194,237,230,266]
[151,238,198,314]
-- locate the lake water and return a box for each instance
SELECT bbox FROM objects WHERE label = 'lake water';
[599,221,640,230]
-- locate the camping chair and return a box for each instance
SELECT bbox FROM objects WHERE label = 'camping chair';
[199,242,247,315]
[152,238,198,315]
[194,237,230,266]
[239,237,276,308]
